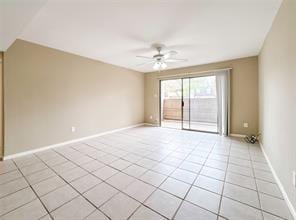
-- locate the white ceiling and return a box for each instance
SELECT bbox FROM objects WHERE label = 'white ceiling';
[1,0,282,72]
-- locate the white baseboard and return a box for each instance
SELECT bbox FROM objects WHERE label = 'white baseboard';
[230,133,246,138]
[143,123,159,127]
[4,123,145,160]
[260,143,296,219]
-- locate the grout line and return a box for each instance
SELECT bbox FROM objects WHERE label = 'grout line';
[171,140,218,219]
[0,128,290,220]
[249,144,265,220]
[3,160,54,220]
[216,141,231,220]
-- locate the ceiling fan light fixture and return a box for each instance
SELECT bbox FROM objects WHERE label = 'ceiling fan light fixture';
[161,62,167,69]
[137,44,187,70]
[153,62,161,70]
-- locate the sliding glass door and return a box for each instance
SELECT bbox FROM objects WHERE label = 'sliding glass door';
[160,79,182,129]
[160,72,230,134]
[181,75,218,133]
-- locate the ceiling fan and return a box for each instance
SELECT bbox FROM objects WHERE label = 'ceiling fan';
[136,44,187,71]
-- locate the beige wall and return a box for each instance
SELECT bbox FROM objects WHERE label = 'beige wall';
[4,40,144,156]
[144,56,259,135]
[259,0,296,213]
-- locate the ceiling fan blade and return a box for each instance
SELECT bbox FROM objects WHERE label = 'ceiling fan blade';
[163,51,178,59]
[136,55,154,60]
[165,58,187,63]
[136,60,155,66]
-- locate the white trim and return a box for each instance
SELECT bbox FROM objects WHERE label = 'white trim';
[260,143,296,219]
[4,123,144,160]
[230,133,246,138]
[143,123,159,127]
[156,68,233,80]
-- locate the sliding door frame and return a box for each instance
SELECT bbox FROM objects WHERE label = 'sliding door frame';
[159,74,218,134]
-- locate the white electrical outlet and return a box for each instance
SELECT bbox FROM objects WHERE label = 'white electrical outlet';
[293,171,296,188]
[243,122,249,128]
[71,126,76,132]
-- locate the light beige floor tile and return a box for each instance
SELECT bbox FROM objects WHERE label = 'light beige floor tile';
[0,187,36,216]
[205,159,228,171]
[0,170,22,185]
[51,196,95,220]
[259,193,292,219]
[226,172,257,190]
[70,174,101,193]
[123,179,155,202]
[151,163,176,176]
[100,193,140,220]
[41,185,78,212]
[252,162,270,172]
[39,214,52,220]
[223,182,260,208]
[160,177,190,199]
[144,189,182,219]
[71,155,94,166]
[60,167,88,182]
[32,176,66,196]
[19,162,48,176]
[220,197,262,220]
[1,199,47,220]
[140,170,167,187]
[200,166,226,181]
[123,164,147,177]
[175,201,217,220]
[179,161,202,174]
[254,170,275,183]
[26,168,56,185]
[0,127,291,220]
[229,157,252,168]
[256,179,283,198]
[0,160,17,175]
[194,175,224,194]
[109,159,131,170]
[228,164,254,177]
[130,205,165,220]
[170,168,197,184]
[92,166,118,180]
[185,186,220,213]
[185,155,206,165]
[52,161,77,174]
[80,160,105,172]
[262,212,285,220]
[106,172,135,190]
[0,177,28,198]
[122,153,142,163]
[44,156,68,167]
[97,154,118,164]
[14,155,41,168]
[84,210,109,220]
[136,158,158,169]
[162,156,183,167]
[83,182,118,207]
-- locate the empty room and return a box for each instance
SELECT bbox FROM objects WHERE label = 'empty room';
[0,0,295,219]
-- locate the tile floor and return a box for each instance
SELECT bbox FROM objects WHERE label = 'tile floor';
[0,126,293,220]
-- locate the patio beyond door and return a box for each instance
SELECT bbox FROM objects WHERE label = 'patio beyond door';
[182,76,218,133]
[160,75,218,133]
